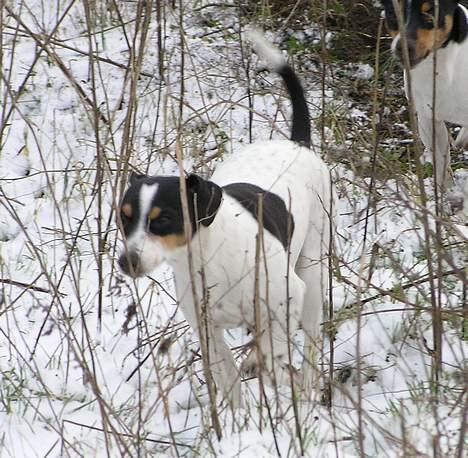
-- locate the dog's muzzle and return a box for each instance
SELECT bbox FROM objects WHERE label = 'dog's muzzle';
[392,37,428,68]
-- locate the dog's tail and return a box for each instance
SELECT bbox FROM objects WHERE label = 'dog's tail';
[247,29,311,148]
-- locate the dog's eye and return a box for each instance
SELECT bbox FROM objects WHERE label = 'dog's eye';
[120,205,133,222]
[157,213,172,225]
[148,213,172,233]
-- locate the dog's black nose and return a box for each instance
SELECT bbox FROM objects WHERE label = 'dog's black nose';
[118,251,141,277]
[394,38,419,68]
[394,38,403,59]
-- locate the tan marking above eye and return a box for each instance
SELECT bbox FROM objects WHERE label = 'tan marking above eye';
[421,2,432,14]
[121,203,133,218]
[148,206,161,221]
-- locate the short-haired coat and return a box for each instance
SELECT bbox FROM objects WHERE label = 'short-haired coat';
[118,31,333,407]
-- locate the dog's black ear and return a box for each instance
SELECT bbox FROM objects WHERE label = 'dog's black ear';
[129,171,146,185]
[381,0,398,29]
[186,174,222,227]
[451,5,468,43]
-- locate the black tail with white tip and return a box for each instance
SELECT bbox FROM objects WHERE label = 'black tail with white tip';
[247,29,311,148]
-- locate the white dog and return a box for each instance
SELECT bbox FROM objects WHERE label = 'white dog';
[382,0,468,189]
[118,31,333,407]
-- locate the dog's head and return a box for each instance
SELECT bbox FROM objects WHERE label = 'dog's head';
[118,173,222,277]
[382,1,468,67]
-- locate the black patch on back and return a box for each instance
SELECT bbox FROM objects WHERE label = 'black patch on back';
[223,183,294,250]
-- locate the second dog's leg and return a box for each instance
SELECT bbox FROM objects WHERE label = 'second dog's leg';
[296,236,328,400]
[454,127,468,149]
[418,117,453,189]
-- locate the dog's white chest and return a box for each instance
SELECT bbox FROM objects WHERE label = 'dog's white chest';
[408,43,468,124]
[169,195,293,329]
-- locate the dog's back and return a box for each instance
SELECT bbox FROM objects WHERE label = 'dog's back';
[212,141,330,267]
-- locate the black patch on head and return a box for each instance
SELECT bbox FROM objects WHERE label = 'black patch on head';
[186,174,223,227]
[382,1,462,35]
[409,1,457,31]
[119,174,222,239]
[223,183,294,251]
[119,174,146,237]
[382,1,464,66]
[381,0,399,31]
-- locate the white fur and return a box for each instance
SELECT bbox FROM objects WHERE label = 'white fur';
[397,5,468,188]
[167,140,332,406]
[247,29,286,71]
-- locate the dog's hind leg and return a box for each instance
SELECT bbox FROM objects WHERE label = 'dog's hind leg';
[243,273,305,387]
[296,232,329,400]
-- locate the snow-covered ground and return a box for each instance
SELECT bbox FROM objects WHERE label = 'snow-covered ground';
[0,1,466,457]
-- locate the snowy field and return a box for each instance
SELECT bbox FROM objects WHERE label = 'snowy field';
[0,1,466,457]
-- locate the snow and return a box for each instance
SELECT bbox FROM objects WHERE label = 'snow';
[344,64,375,81]
[0,1,466,457]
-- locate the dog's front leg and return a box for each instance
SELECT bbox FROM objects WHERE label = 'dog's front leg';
[175,278,242,408]
[183,309,242,408]
[418,116,453,189]
[454,127,468,149]
[296,253,326,400]
[204,325,242,408]
[246,276,305,388]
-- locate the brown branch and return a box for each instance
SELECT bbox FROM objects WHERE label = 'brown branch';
[62,419,194,449]
[0,278,66,296]
[342,268,463,310]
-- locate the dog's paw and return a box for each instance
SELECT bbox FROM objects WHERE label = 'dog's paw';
[170,379,210,412]
[447,171,468,223]
[273,362,300,387]
[240,348,264,378]
[175,390,210,411]
[242,351,300,389]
